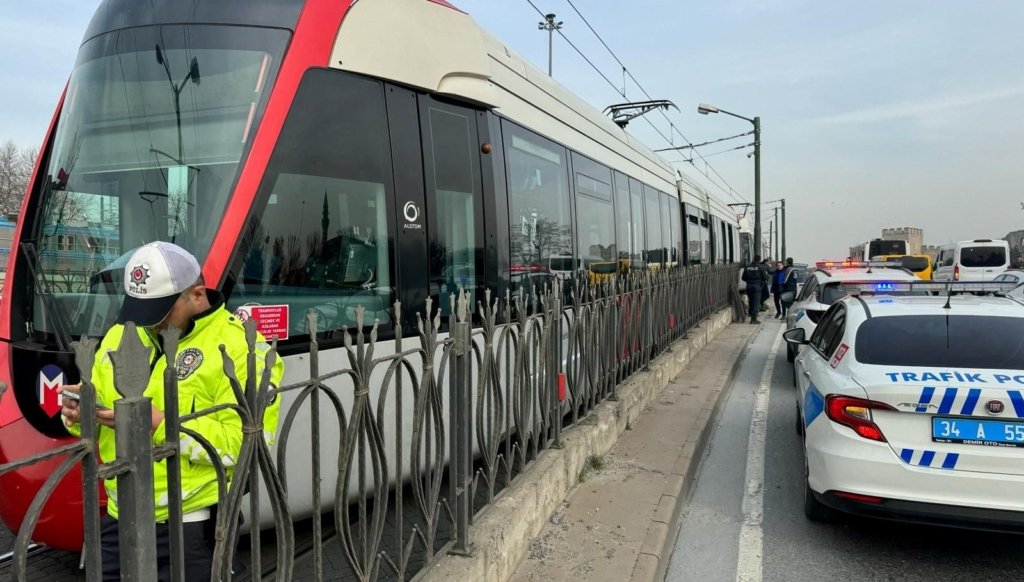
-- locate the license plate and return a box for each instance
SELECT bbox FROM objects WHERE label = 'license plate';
[932,417,1024,448]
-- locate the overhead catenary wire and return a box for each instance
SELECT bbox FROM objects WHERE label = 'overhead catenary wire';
[560,0,750,205]
[683,142,753,163]
[522,0,749,205]
[654,130,753,152]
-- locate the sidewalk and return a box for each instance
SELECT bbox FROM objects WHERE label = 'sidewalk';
[508,322,759,582]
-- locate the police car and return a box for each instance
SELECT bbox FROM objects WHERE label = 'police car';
[785,280,1024,531]
[784,261,918,363]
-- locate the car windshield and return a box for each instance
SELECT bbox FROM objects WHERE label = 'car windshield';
[856,315,1024,368]
[29,24,288,337]
[820,283,850,305]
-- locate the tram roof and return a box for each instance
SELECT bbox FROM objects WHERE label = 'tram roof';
[331,0,724,211]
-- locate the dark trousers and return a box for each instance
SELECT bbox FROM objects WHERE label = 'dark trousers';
[100,513,215,582]
[746,287,762,319]
[773,291,782,314]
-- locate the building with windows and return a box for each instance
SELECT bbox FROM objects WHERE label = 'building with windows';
[1005,229,1024,267]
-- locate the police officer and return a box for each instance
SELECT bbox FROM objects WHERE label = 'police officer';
[780,257,799,319]
[741,255,769,324]
[60,241,283,582]
[771,260,784,318]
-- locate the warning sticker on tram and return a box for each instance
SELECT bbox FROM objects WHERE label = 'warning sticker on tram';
[234,304,290,341]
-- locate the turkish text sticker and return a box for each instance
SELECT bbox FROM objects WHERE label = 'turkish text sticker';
[830,343,849,368]
[250,304,290,341]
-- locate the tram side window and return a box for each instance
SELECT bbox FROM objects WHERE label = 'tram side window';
[571,153,615,278]
[232,69,394,340]
[700,212,711,263]
[503,121,572,289]
[643,185,662,266]
[629,178,646,269]
[659,192,673,266]
[613,172,632,267]
[669,196,681,265]
[727,224,735,263]
[685,204,702,265]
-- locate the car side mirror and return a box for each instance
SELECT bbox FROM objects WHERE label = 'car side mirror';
[783,327,808,345]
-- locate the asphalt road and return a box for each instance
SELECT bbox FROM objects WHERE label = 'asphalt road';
[665,320,1024,582]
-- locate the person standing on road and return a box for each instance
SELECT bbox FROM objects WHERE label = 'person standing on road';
[780,257,799,319]
[60,241,284,582]
[760,259,772,313]
[771,260,784,318]
[741,255,768,324]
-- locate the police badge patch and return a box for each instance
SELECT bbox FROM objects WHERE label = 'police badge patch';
[176,348,204,381]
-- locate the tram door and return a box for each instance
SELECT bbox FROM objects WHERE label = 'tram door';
[418,96,486,319]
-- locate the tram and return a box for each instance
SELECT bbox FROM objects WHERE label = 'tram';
[0,0,741,550]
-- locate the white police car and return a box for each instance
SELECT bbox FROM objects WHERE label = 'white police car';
[786,280,1024,531]
[785,261,918,362]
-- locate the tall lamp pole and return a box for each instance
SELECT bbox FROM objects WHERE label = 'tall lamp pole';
[538,13,563,76]
[698,103,761,257]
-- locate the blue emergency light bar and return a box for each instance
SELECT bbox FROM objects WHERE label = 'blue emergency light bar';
[835,280,1019,295]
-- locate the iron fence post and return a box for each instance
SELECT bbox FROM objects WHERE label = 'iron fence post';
[106,323,160,582]
[551,287,562,448]
[114,396,159,581]
[450,292,473,555]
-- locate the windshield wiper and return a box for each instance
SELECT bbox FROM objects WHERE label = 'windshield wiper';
[20,241,74,351]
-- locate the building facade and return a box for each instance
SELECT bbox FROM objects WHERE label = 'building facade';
[1005,229,1024,267]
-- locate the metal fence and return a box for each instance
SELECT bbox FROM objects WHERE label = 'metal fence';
[0,263,739,581]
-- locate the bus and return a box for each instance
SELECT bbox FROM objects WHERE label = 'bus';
[851,239,908,261]
[877,254,933,281]
[0,0,743,550]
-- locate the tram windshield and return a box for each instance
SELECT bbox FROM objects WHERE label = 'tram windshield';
[28,24,288,338]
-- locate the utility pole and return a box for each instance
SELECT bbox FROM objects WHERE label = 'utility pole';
[538,13,563,76]
[781,198,786,261]
[753,116,761,259]
[774,206,779,261]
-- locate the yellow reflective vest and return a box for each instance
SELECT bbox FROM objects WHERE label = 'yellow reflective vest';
[67,301,283,522]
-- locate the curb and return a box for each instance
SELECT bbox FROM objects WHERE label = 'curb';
[637,322,761,582]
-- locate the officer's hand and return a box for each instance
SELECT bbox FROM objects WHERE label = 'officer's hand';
[151,406,164,435]
[96,408,115,428]
[59,384,82,427]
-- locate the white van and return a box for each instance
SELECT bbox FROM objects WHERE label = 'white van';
[932,239,1010,281]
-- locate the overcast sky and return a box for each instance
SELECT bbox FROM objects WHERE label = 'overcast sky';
[2,0,1023,261]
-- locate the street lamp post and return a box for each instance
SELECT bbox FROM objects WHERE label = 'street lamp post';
[538,13,563,76]
[697,103,761,258]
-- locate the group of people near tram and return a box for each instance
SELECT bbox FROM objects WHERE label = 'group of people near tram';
[741,256,799,324]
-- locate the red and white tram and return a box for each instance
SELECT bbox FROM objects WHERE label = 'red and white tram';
[0,0,741,550]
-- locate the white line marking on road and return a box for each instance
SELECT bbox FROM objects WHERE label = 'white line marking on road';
[735,328,783,582]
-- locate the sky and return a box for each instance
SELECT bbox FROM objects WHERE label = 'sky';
[1,0,1023,262]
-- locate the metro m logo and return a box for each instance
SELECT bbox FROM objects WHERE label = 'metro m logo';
[37,364,64,417]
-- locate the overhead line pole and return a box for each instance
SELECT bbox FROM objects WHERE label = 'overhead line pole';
[781,199,786,261]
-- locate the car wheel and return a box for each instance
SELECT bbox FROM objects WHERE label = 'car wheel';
[786,342,796,363]
[795,403,803,435]
[803,444,834,523]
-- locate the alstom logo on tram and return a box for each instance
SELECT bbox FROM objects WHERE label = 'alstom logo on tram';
[0,0,748,550]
